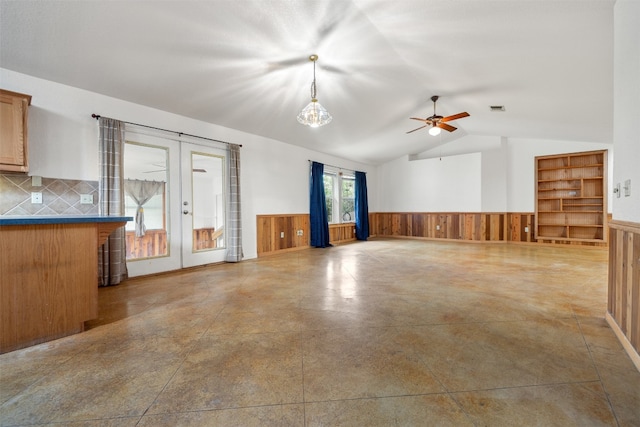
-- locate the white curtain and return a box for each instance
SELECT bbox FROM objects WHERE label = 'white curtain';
[98,117,128,286]
[124,179,164,237]
[225,144,243,262]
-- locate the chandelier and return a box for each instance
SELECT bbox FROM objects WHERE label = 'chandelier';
[297,54,332,127]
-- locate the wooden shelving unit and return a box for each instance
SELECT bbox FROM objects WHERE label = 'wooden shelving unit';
[535,150,608,243]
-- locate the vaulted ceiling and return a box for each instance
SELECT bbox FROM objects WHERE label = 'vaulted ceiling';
[0,0,614,165]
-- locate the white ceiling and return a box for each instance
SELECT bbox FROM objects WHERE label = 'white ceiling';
[0,0,614,165]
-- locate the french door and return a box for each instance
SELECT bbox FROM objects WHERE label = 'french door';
[123,133,227,277]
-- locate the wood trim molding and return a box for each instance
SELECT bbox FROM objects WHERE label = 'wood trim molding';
[607,218,640,371]
[606,311,640,372]
[609,219,640,233]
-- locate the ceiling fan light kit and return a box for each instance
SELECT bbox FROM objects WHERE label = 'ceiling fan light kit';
[297,54,332,128]
[407,95,469,136]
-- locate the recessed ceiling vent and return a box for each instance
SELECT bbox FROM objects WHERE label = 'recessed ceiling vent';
[490,105,505,112]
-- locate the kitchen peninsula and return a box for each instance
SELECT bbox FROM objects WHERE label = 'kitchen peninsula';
[0,215,131,353]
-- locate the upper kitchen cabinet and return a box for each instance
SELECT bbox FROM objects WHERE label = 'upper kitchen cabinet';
[0,89,32,173]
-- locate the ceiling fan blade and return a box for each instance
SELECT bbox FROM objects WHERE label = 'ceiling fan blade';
[438,122,457,132]
[440,112,470,122]
[406,125,428,134]
[410,117,428,122]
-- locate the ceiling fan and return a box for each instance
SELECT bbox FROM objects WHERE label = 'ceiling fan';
[407,96,470,135]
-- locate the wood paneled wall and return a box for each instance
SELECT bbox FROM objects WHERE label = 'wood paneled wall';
[371,212,536,243]
[256,215,365,257]
[329,223,357,244]
[257,214,310,256]
[256,211,606,257]
[607,220,640,371]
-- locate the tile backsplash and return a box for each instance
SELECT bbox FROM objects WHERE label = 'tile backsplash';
[0,173,99,216]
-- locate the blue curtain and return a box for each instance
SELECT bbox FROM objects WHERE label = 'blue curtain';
[355,171,370,240]
[310,161,331,247]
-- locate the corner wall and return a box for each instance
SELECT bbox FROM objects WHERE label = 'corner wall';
[607,0,640,370]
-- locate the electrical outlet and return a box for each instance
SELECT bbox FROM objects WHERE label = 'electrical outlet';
[296,230,303,236]
[436,225,440,230]
[31,192,42,204]
[280,232,284,238]
[525,226,529,233]
[80,194,93,204]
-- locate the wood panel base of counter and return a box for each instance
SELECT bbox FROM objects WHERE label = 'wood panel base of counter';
[1,222,107,354]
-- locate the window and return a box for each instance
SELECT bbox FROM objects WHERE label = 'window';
[324,168,355,224]
[124,191,165,231]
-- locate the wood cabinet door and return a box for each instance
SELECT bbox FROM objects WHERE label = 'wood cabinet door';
[0,89,30,172]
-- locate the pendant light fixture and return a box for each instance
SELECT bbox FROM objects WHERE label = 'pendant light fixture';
[297,54,332,128]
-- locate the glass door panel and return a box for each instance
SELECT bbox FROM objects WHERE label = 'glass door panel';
[123,134,181,276]
[181,142,227,267]
[124,142,168,259]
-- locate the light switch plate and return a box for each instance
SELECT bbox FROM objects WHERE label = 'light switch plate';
[80,194,94,204]
[624,179,631,197]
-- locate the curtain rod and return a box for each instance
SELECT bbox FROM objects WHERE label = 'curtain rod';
[91,114,241,147]
[308,159,365,173]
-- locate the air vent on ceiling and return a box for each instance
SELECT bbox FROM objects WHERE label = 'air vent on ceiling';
[490,105,505,112]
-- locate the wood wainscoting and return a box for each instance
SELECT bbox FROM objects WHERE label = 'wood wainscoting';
[257,214,310,256]
[256,214,372,257]
[256,211,606,257]
[371,212,536,243]
[329,223,357,245]
[607,220,640,371]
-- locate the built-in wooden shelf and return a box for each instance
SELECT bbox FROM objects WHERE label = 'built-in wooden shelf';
[535,150,608,243]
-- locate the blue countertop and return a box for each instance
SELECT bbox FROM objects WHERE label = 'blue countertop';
[0,216,133,226]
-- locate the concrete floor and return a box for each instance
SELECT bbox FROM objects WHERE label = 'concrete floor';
[1,238,638,426]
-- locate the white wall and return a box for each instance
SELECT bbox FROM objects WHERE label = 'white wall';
[613,0,640,223]
[0,68,377,260]
[382,133,611,214]
[481,138,508,212]
[506,138,613,212]
[377,153,482,212]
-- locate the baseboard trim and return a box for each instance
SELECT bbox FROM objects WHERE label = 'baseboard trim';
[605,311,640,372]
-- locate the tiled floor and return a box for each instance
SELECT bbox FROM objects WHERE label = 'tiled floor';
[1,238,639,426]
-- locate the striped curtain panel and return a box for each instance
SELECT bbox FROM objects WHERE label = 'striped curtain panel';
[98,117,128,286]
[225,144,243,262]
